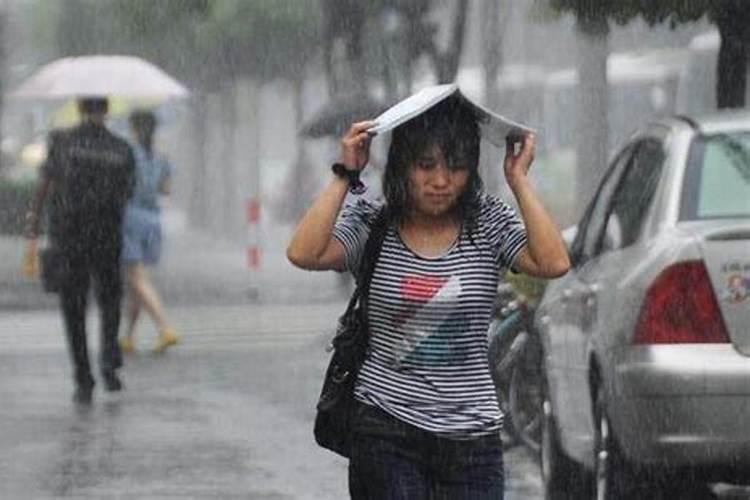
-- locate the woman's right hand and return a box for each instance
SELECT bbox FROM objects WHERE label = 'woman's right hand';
[340,121,377,171]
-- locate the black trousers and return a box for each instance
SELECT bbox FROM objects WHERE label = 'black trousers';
[58,245,123,388]
[349,402,504,499]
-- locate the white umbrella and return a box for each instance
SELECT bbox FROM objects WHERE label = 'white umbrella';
[11,55,189,99]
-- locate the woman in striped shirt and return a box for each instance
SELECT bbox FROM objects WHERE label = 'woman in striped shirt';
[288,95,569,499]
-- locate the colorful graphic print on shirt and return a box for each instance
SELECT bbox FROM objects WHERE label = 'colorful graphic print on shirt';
[392,273,471,368]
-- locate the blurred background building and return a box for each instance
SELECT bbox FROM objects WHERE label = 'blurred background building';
[0,0,743,266]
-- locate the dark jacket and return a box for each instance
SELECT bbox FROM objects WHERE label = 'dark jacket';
[43,123,135,255]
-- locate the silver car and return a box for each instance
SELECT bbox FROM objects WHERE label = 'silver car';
[537,111,750,499]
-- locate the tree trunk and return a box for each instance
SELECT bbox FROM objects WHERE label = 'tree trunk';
[221,85,238,239]
[480,0,504,195]
[713,3,750,109]
[0,10,5,173]
[321,0,366,99]
[433,0,469,83]
[188,93,208,229]
[290,76,310,222]
[481,0,503,111]
[574,18,609,218]
[381,10,403,103]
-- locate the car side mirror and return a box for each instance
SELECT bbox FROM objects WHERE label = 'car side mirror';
[561,225,579,266]
[601,216,623,253]
[568,247,582,268]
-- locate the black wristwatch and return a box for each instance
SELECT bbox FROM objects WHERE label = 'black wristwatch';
[331,163,366,195]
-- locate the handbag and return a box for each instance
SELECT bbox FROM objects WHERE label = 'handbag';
[314,208,389,458]
[39,245,67,293]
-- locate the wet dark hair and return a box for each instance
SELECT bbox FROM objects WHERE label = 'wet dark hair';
[77,97,108,115]
[382,95,483,233]
[129,109,157,134]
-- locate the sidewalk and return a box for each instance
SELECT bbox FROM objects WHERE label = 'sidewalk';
[0,208,350,311]
[0,301,352,499]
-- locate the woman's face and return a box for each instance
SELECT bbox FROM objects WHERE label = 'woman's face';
[407,143,469,218]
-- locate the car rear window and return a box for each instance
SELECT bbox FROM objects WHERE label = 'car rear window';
[681,131,750,220]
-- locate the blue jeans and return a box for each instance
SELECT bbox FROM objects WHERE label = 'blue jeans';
[349,402,504,500]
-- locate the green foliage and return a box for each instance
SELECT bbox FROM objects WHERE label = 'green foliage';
[20,1,64,65]
[547,0,711,29]
[109,0,320,84]
[34,0,322,88]
[546,0,749,109]
[207,0,321,81]
[108,0,218,86]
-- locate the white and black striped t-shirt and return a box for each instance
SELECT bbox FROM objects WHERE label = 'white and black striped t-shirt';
[333,194,528,439]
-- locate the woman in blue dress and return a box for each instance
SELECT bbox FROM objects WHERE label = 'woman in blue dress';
[119,110,179,354]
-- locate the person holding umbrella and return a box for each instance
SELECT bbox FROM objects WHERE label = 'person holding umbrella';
[119,110,180,355]
[25,97,135,405]
[15,55,189,405]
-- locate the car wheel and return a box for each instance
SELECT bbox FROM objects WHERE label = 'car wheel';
[509,344,543,453]
[651,469,717,499]
[657,480,718,499]
[541,394,592,499]
[592,383,636,500]
[497,386,520,450]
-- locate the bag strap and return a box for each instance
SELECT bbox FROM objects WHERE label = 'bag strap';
[341,206,389,316]
[357,206,389,295]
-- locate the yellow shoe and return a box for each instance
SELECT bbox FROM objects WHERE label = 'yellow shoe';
[154,328,180,353]
[119,336,135,354]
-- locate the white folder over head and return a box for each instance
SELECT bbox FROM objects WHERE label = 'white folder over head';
[369,84,534,147]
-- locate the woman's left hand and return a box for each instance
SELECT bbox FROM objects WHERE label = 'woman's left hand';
[503,133,536,188]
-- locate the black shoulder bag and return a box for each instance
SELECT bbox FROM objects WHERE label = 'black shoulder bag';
[314,208,389,458]
[39,245,66,293]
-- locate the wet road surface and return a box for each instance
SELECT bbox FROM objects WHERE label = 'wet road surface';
[7,302,748,498]
[0,303,542,499]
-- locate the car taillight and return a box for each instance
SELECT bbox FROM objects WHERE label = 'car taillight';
[633,260,730,344]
